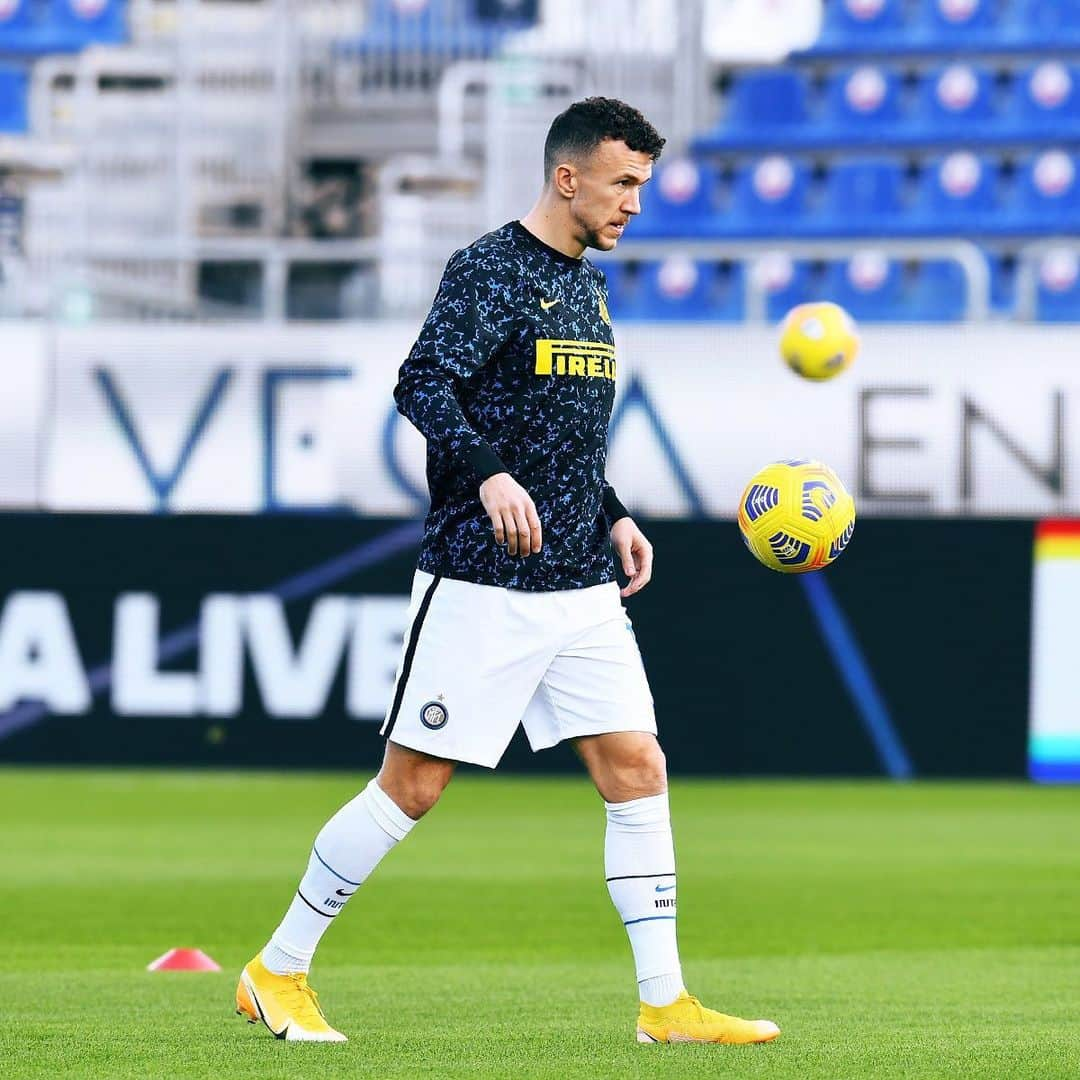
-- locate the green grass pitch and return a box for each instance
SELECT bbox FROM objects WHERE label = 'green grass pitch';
[3,769,1079,1079]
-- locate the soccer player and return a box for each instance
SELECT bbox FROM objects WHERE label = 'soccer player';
[236,97,780,1048]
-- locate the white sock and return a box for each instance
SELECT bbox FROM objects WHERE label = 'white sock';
[261,779,416,975]
[604,792,685,1007]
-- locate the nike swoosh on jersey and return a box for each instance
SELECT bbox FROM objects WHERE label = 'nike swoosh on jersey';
[540,298,561,310]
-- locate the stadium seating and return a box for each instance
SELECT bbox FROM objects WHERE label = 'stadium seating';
[919,0,998,37]
[5,0,1070,323]
[1018,61,1080,134]
[989,253,1018,314]
[910,152,999,233]
[811,0,905,55]
[805,0,1080,55]
[823,252,905,320]
[1009,151,1080,234]
[819,158,908,235]
[823,254,968,321]
[1034,248,1080,321]
[729,156,812,236]
[712,69,812,148]
[47,0,127,49]
[602,258,744,322]
[905,259,969,321]
[599,260,634,317]
[822,65,904,142]
[632,159,722,238]
[602,254,969,323]
[0,0,35,41]
[754,253,818,319]
[339,0,535,60]
[697,61,1080,153]
[633,148,1080,243]
[0,0,126,53]
[675,150,1080,241]
[914,63,997,138]
[1023,0,1080,43]
[0,65,28,132]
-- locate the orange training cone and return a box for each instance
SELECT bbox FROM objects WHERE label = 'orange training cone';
[147,948,222,972]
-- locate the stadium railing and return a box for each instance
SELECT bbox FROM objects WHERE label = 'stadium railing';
[4,0,1076,324]
[11,0,294,320]
[599,237,991,323]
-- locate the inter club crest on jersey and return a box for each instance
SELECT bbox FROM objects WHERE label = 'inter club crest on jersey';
[597,289,611,326]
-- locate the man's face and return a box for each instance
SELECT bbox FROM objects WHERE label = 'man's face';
[563,139,653,252]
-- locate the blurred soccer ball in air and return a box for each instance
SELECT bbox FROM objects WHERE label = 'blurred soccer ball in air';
[779,301,859,382]
[737,459,856,573]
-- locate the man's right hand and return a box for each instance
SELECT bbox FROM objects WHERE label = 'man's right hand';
[480,473,542,557]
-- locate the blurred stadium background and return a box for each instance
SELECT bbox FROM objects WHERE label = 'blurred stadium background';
[1,0,1078,779]
[3,3,1080,1077]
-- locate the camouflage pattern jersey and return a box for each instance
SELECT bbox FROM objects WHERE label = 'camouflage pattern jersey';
[394,220,630,592]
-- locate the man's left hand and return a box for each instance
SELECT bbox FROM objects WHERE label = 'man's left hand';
[611,517,653,598]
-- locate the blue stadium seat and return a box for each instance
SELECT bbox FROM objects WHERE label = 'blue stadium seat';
[824,255,967,321]
[809,0,1080,52]
[0,0,34,41]
[823,253,906,320]
[0,0,127,52]
[1011,151,1080,233]
[752,253,818,320]
[602,259,744,321]
[1022,0,1080,47]
[1016,62,1080,136]
[918,0,998,38]
[50,0,126,46]
[345,0,532,59]
[633,258,744,321]
[1035,249,1080,322]
[914,63,997,138]
[723,69,811,139]
[632,159,722,238]
[820,158,907,234]
[822,66,904,143]
[598,261,636,320]
[729,156,811,235]
[0,65,27,133]
[811,0,905,52]
[912,152,999,232]
[906,260,968,320]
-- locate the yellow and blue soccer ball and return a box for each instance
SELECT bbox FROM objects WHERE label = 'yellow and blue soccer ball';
[779,301,859,381]
[737,459,856,573]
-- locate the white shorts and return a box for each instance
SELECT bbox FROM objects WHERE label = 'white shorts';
[380,571,657,768]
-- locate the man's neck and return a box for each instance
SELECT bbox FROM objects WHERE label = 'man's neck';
[519,201,585,260]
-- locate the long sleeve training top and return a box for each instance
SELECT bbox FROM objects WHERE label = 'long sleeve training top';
[394,220,629,591]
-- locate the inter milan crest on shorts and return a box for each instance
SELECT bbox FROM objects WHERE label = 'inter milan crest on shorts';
[420,700,449,730]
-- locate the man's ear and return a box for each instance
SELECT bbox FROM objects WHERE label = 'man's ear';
[553,162,577,199]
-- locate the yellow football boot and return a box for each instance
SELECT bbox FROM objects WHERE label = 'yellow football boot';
[235,954,347,1043]
[636,991,780,1045]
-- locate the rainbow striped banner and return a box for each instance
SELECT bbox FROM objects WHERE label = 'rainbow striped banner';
[1029,520,1080,783]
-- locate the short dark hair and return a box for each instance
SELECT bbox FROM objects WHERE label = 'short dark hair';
[543,97,665,179]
